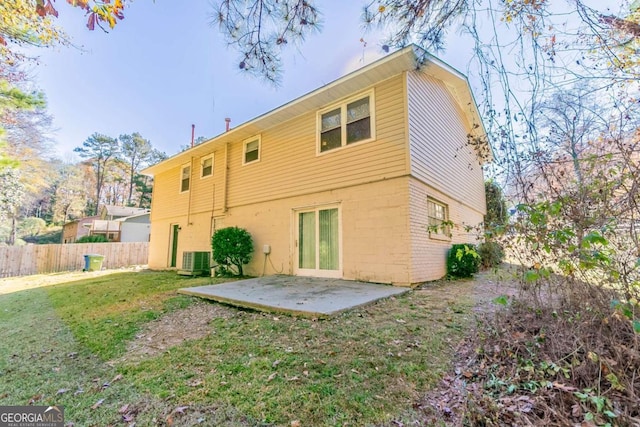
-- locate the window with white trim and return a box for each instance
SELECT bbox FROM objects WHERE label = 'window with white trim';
[243,136,261,164]
[428,198,450,237]
[201,154,214,178]
[318,92,374,153]
[180,164,191,193]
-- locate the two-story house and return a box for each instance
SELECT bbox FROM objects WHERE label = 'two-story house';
[142,45,491,286]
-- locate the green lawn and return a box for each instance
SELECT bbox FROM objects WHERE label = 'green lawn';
[0,270,478,426]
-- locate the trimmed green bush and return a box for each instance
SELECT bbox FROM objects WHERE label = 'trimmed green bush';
[76,235,109,243]
[478,241,505,269]
[212,226,254,276]
[446,244,480,278]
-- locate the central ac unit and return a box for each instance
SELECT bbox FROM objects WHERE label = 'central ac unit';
[177,251,211,276]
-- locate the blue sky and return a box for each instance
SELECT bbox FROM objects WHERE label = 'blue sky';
[30,1,388,158]
[29,1,477,159]
[28,1,621,160]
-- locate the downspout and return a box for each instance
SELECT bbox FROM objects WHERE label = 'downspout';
[187,156,194,225]
[209,183,216,238]
[222,119,231,214]
[223,142,229,213]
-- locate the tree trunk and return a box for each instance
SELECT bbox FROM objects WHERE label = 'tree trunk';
[127,160,135,206]
[9,215,17,245]
[95,163,103,216]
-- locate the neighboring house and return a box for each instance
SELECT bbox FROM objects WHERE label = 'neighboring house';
[86,212,151,242]
[142,45,491,285]
[99,205,149,221]
[62,210,151,243]
[61,216,99,243]
[117,212,151,242]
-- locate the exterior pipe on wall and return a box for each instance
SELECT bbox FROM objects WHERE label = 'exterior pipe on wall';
[187,156,194,225]
[223,142,229,212]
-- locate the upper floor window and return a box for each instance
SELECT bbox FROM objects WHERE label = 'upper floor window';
[318,92,374,153]
[428,198,450,238]
[201,154,214,178]
[180,164,191,192]
[243,136,261,165]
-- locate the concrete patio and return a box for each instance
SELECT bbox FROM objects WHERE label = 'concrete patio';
[178,275,409,318]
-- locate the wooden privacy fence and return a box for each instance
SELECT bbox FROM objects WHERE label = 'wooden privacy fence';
[0,242,149,278]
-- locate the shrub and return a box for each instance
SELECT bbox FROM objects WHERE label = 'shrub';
[211,226,254,276]
[76,235,109,243]
[446,244,480,278]
[477,241,504,269]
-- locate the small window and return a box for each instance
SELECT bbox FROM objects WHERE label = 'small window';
[428,198,450,237]
[180,164,191,192]
[319,92,374,153]
[320,108,342,151]
[243,136,261,164]
[201,155,214,178]
[346,97,371,143]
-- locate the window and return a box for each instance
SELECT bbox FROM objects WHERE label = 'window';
[319,92,374,153]
[201,155,214,178]
[180,164,191,192]
[428,198,450,237]
[243,136,261,164]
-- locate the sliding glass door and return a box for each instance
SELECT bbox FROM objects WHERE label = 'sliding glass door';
[296,206,341,277]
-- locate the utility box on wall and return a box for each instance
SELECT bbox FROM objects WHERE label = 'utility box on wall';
[177,251,211,276]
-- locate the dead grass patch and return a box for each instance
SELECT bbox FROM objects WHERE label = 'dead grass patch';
[112,301,235,363]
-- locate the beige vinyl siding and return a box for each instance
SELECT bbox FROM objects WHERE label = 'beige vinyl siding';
[406,71,486,215]
[408,177,484,282]
[150,152,225,222]
[226,75,408,208]
[150,168,191,220]
[190,151,223,215]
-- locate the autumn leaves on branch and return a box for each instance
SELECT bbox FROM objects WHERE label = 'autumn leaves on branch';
[36,0,127,31]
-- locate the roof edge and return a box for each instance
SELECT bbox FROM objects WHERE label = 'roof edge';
[143,44,492,174]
